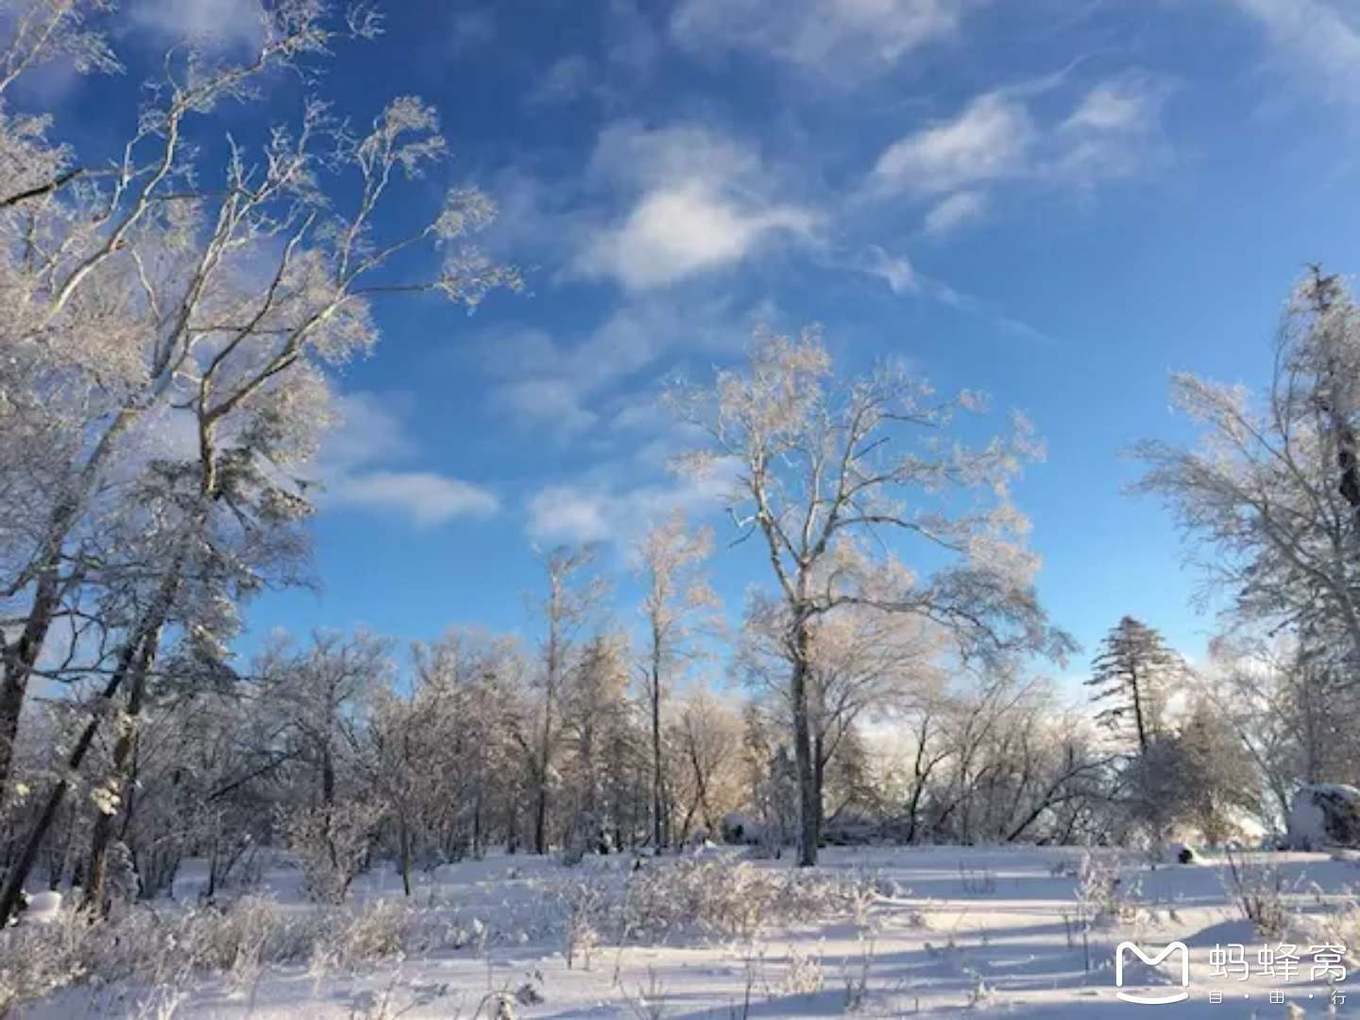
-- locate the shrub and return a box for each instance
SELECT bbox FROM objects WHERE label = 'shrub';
[559,880,606,970]
[1223,846,1290,939]
[284,802,381,904]
[0,892,468,1012]
[620,858,878,942]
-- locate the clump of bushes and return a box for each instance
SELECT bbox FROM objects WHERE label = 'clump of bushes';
[0,892,478,1013]
[620,858,880,941]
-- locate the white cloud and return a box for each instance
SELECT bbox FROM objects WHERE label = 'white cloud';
[923,190,988,235]
[855,245,1056,343]
[128,0,265,50]
[527,485,613,544]
[573,122,817,290]
[496,378,599,435]
[670,0,967,76]
[579,184,814,290]
[1052,74,1172,184]
[868,74,1171,224]
[450,8,496,53]
[1229,0,1360,104]
[332,472,497,526]
[860,245,919,294]
[318,392,498,527]
[526,456,739,547]
[1063,80,1156,133]
[872,92,1034,196]
[527,55,595,107]
[482,295,745,435]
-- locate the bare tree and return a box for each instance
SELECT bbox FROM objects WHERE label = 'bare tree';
[669,688,744,845]
[529,546,605,854]
[635,511,716,852]
[559,632,635,855]
[668,329,1071,865]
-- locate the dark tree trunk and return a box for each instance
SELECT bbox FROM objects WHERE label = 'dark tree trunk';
[533,785,548,855]
[0,569,62,807]
[791,620,818,867]
[0,627,156,927]
[399,815,411,897]
[651,649,664,853]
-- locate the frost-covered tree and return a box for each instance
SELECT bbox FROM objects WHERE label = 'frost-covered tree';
[668,688,744,845]
[669,329,1071,865]
[635,512,716,851]
[1084,617,1184,753]
[739,591,943,840]
[528,546,606,854]
[0,0,518,925]
[559,633,636,855]
[1138,269,1360,667]
[1173,696,1259,845]
[1205,632,1360,828]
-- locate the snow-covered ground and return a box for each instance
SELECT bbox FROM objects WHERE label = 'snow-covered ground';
[20,844,1360,1018]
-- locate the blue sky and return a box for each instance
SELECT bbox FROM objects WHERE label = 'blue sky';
[30,0,1360,687]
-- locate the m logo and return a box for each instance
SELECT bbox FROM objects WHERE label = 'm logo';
[1114,941,1190,1005]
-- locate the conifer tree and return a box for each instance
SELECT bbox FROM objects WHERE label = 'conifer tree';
[1085,616,1184,752]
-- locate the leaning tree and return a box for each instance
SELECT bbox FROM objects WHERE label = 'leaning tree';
[0,0,518,925]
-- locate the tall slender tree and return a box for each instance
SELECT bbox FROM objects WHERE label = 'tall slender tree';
[636,512,715,852]
[529,546,604,854]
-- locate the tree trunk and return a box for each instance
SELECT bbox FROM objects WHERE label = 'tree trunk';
[813,734,826,845]
[533,784,548,855]
[790,621,818,867]
[651,649,664,853]
[0,628,155,927]
[535,615,558,856]
[472,787,483,858]
[82,651,154,915]
[0,569,62,808]
[399,815,411,897]
[1129,661,1149,753]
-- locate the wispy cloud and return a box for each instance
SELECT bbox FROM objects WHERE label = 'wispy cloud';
[526,54,596,107]
[449,7,496,53]
[127,0,265,51]
[923,190,989,236]
[526,456,739,549]
[317,392,498,527]
[481,295,751,437]
[868,71,1172,230]
[859,245,920,294]
[670,0,969,78]
[872,92,1035,196]
[852,245,1058,344]
[330,471,497,527]
[1228,0,1360,105]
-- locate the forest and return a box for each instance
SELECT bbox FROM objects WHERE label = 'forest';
[4,2,1360,1018]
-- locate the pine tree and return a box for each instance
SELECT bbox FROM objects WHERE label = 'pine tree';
[1085,617,1185,752]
